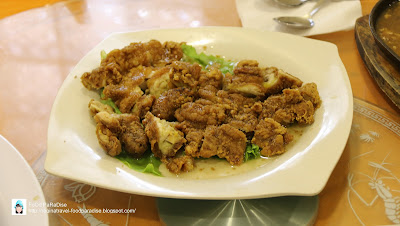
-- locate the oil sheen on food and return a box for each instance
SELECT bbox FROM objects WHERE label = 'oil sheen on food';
[160,125,306,179]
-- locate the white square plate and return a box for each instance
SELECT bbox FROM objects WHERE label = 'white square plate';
[45,27,353,199]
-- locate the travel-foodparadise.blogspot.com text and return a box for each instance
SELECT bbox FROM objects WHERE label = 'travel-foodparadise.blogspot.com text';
[28,202,136,214]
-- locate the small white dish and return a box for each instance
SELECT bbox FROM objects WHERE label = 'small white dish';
[46,27,353,199]
[0,135,49,225]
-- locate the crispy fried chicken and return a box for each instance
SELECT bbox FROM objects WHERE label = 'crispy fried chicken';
[81,40,322,175]
[94,112,148,157]
[174,99,229,129]
[224,60,265,97]
[252,118,293,157]
[143,112,186,159]
[81,40,183,90]
[260,83,321,125]
[131,94,156,119]
[199,124,247,165]
[163,155,195,174]
[88,99,114,116]
[152,87,195,121]
[261,67,303,96]
[169,61,202,89]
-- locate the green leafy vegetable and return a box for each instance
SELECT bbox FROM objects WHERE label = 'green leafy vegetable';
[116,151,163,176]
[99,88,122,114]
[100,99,122,114]
[244,143,261,162]
[181,44,236,74]
[100,50,107,60]
[97,88,162,176]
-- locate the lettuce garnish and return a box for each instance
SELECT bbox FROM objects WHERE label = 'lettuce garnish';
[116,150,162,176]
[244,143,261,162]
[100,50,107,60]
[99,88,122,114]
[181,44,236,74]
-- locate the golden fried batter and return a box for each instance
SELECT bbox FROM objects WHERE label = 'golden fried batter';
[146,67,174,98]
[198,67,223,90]
[103,85,143,113]
[94,112,122,134]
[225,60,304,97]
[233,60,261,75]
[199,124,247,165]
[82,40,322,175]
[143,112,186,159]
[174,99,229,128]
[81,63,123,90]
[118,114,148,157]
[88,99,114,116]
[152,87,195,121]
[184,130,204,158]
[217,91,260,132]
[251,118,293,157]
[162,41,185,63]
[224,60,265,96]
[94,112,148,156]
[298,83,321,108]
[164,155,195,174]
[81,40,183,90]
[261,67,303,95]
[170,61,202,89]
[96,124,122,156]
[260,83,320,125]
[132,94,156,119]
[224,73,265,97]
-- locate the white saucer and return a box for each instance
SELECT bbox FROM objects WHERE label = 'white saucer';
[0,135,49,225]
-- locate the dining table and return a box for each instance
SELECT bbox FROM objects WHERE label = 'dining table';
[1,0,400,225]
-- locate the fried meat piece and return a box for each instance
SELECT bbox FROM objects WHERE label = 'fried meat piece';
[223,60,265,97]
[251,118,293,157]
[260,83,320,125]
[96,124,122,156]
[152,87,195,121]
[217,91,261,133]
[94,112,148,156]
[101,66,150,113]
[81,62,123,90]
[103,85,144,113]
[143,112,186,158]
[88,99,114,116]
[184,130,204,158]
[103,40,163,69]
[197,84,222,103]
[174,99,229,129]
[199,124,247,165]
[132,94,156,119]
[224,74,265,97]
[198,67,223,90]
[94,112,122,133]
[162,41,185,64]
[146,67,174,98]
[226,107,260,133]
[188,88,262,133]
[164,155,195,174]
[261,67,303,95]
[118,115,149,157]
[170,61,202,89]
[81,40,180,90]
[298,83,321,108]
[233,60,261,75]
